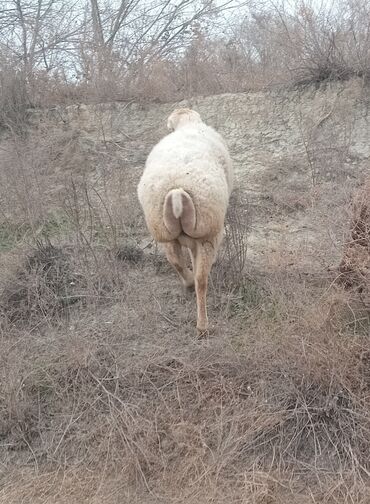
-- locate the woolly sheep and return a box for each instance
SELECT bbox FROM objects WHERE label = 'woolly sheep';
[137,108,233,335]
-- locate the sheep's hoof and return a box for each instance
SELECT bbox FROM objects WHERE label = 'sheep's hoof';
[183,279,195,290]
[196,326,213,338]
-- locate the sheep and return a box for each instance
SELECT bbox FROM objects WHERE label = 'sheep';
[137,108,233,335]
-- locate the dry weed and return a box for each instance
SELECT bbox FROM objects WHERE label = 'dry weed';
[339,178,370,307]
[213,189,250,288]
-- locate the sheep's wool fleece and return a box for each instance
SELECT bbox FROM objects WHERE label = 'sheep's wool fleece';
[137,121,233,242]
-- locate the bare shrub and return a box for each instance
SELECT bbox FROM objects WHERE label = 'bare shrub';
[0,64,29,131]
[230,1,370,89]
[213,189,250,288]
[0,241,79,325]
[0,240,131,329]
[122,60,181,103]
[2,1,370,106]
[0,117,97,231]
[339,178,370,305]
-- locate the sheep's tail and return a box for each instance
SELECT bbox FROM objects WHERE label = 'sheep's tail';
[163,188,196,237]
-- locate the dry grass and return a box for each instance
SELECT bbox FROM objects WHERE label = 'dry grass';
[1,270,370,502]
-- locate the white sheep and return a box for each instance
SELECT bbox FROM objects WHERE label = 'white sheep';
[137,108,233,335]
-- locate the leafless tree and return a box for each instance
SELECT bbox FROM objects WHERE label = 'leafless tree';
[0,0,247,84]
[0,0,83,79]
[81,0,245,84]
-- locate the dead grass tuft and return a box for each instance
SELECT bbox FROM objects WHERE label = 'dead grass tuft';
[213,189,250,289]
[115,243,144,264]
[339,178,370,306]
[0,241,80,324]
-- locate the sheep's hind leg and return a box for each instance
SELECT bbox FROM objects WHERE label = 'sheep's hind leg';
[164,240,194,289]
[192,240,217,337]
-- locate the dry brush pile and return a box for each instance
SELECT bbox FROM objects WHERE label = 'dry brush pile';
[339,178,370,305]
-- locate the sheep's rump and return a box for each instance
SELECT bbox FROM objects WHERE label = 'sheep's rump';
[139,177,228,242]
[163,188,196,236]
[137,121,232,242]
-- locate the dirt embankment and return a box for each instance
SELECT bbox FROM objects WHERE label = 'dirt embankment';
[39,78,370,270]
